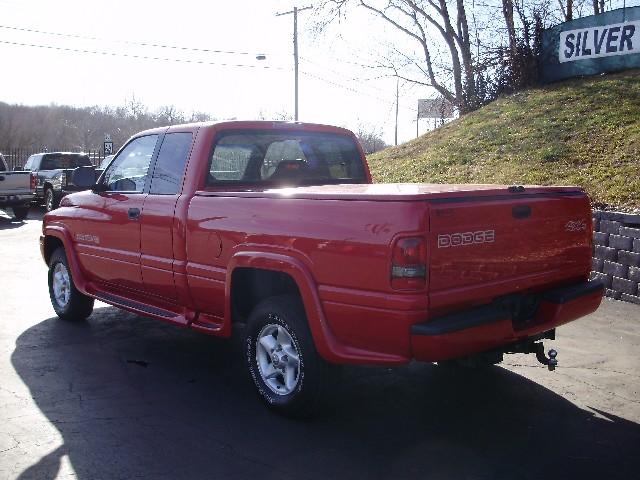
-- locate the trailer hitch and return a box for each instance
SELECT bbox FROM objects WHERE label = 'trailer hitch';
[534,344,558,371]
[505,340,558,371]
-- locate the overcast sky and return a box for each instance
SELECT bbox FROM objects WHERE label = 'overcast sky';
[0,0,435,144]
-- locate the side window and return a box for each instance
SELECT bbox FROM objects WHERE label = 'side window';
[149,133,192,195]
[102,135,158,192]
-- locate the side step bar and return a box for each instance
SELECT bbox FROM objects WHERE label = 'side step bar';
[95,292,182,321]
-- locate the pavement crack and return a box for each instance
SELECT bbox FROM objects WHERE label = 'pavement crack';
[0,433,21,454]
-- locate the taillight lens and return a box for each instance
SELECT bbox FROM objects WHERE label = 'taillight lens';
[391,236,426,290]
[30,173,36,192]
[60,171,68,187]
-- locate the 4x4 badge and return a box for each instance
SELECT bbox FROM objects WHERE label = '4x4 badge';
[565,220,587,232]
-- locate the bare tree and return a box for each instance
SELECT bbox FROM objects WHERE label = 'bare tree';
[354,123,388,154]
[503,0,518,63]
[319,1,479,113]
[0,101,217,155]
[188,111,214,123]
[155,105,185,124]
[557,0,574,21]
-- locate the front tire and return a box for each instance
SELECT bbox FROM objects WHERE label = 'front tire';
[11,206,29,220]
[244,294,329,418]
[48,248,94,321]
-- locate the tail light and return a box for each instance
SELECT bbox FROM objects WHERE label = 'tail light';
[30,173,36,192]
[391,236,426,290]
[60,171,68,188]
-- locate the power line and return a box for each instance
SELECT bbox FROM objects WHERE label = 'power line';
[299,56,386,84]
[0,39,290,70]
[0,24,280,57]
[300,70,417,112]
[0,39,417,110]
[299,57,417,110]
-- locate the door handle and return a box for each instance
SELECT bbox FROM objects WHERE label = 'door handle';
[0,176,5,181]
[128,208,141,220]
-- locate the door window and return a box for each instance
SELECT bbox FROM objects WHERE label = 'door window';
[149,133,193,195]
[102,135,158,192]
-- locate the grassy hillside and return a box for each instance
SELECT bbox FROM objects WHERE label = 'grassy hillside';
[368,69,640,210]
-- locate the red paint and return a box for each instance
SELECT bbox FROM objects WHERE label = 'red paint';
[42,121,603,366]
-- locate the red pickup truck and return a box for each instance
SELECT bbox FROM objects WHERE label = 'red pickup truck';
[41,121,603,416]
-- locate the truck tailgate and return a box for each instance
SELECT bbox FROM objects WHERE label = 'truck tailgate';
[428,190,592,310]
[0,171,32,195]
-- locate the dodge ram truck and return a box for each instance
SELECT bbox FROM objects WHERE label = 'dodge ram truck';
[40,121,604,416]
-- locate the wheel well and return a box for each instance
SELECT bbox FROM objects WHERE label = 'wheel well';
[43,183,53,192]
[43,236,64,265]
[230,268,302,324]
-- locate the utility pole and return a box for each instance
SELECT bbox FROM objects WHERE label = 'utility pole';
[395,75,399,146]
[276,5,312,121]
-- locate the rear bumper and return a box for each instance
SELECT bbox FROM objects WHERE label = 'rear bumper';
[0,194,34,207]
[410,280,604,362]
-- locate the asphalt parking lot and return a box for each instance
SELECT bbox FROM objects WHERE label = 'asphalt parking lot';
[1,209,639,480]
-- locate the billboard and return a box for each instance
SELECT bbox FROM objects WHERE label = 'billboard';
[417,97,455,119]
[541,6,640,83]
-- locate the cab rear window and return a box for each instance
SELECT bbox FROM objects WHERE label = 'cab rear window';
[41,154,92,170]
[206,131,365,186]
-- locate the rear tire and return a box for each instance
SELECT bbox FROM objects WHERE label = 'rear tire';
[11,206,29,220]
[44,188,59,212]
[244,294,329,418]
[48,247,94,321]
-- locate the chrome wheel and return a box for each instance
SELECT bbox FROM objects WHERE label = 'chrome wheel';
[256,322,301,395]
[52,262,71,308]
[45,189,53,212]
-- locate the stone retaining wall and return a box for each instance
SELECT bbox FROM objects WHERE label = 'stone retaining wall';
[591,210,640,304]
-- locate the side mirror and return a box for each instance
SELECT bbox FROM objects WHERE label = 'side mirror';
[70,166,97,189]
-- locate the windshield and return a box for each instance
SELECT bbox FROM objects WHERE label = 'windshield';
[41,154,92,170]
[99,155,114,169]
[206,130,366,187]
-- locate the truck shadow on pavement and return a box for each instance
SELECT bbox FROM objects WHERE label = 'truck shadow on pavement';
[0,208,44,230]
[0,215,27,230]
[12,306,640,480]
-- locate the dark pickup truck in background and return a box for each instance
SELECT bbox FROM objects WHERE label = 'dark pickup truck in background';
[23,152,93,211]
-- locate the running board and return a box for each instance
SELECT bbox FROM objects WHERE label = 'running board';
[94,292,229,336]
[190,313,230,337]
[96,292,183,322]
